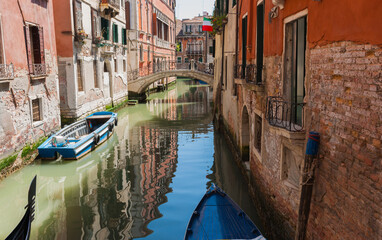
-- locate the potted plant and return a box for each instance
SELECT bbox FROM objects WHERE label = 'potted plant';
[211,14,227,36]
[94,36,104,45]
[75,29,88,46]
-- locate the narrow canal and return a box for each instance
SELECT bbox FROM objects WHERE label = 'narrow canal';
[0,79,263,239]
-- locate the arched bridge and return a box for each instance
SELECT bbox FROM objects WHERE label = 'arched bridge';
[127,61,214,95]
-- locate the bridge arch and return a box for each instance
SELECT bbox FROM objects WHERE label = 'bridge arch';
[128,69,214,95]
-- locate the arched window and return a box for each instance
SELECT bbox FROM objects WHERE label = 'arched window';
[140,45,143,62]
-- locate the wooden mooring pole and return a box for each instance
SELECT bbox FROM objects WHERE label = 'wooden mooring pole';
[295,132,320,240]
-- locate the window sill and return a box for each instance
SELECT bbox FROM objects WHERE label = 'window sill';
[282,179,299,191]
[268,122,305,140]
[234,78,265,94]
[33,121,44,128]
[0,77,14,81]
[31,74,47,80]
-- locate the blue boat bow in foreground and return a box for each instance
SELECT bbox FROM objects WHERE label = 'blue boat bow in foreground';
[185,184,266,240]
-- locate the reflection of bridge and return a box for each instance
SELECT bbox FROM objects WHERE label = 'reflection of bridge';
[127,61,214,95]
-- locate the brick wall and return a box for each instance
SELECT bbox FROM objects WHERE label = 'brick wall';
[306,41,382,239]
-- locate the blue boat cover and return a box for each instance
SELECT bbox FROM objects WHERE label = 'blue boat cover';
[185,185,266,240]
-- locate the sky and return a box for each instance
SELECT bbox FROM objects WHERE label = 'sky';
[175,0,214,20]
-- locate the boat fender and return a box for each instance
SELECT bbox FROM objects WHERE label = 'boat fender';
[114,117,118,126]
[108,122,114,132]
[93,133,100,145]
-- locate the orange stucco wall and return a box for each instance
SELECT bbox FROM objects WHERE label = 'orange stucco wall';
[238,0,382,60]
[0,0,58,68]
[52,0,74,58]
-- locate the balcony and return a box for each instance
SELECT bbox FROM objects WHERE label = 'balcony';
[29,64,47,79]
[266,96,305,132]
[186,50,203,55]
[154,37,170,49]
[100,0,120,16]
[0,64,14,80]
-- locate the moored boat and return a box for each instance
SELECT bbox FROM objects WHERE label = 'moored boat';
[38,111,117,160]
[6,175,37,240]
[184,184,266,240]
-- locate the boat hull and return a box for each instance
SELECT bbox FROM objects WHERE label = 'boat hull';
[184,185,266,240]
[38,112,117,160]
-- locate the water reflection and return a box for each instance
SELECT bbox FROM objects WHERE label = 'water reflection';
[0,79,261,240]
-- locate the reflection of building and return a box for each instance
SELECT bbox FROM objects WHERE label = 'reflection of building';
[0,0,60,158]
[53,0,128,122]
[127,125,178,238]
[176,13,214,68]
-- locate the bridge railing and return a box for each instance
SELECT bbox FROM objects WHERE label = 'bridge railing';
[127,61,214,82]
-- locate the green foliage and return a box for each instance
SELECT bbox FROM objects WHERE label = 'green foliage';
[22,137,48,158]
[210,14,227,37]
[0,154,17,172]
[176,42,182,52]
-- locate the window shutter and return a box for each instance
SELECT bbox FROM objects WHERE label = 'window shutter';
[125,1,131,30]
[38,26,45,66]
[152,13,157,35]
[24,25,33,73]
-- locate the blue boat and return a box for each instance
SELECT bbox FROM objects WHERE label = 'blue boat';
[184,185,266,240]
[38,112,118,160]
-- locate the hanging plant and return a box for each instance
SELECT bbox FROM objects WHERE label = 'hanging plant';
[210,14,227,37]
[94,36,104,45]
[75,29,88,46]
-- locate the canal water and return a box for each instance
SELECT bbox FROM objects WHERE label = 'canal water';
[0,79,263,239]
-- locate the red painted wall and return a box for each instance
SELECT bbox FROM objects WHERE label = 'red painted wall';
[237,0,382,60]
[0,0,58,69]
[52,0,74,58]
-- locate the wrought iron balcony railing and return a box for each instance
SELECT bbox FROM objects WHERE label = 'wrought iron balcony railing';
[0,63,14,80]
[234,64,244,79]
[266,96,305,132]
[245,64,256,83]
[186,50,203,55]
[29,64,47,76]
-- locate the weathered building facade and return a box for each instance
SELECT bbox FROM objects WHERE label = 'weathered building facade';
[0,0,60,158]
[176,13,214,70]
[213,0,382,239]
[53,0,128,122]
[126,0,176,91]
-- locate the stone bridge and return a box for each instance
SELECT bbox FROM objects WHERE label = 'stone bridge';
[128,69,214,94]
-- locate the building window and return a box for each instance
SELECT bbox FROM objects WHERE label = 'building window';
[140,45,143,62]
[113,23,118,43]
[32,98,41,122]
[148,47,151,62]
[256,2,264,84]
[104,61,108,72]
[91,9,100,41]
[101,18,109,40]
[232,0,237,7]
[199,57,203,63]
[254,114,262,153]
[74,0,83,32]
[123,59,126,72]
[93,60,98,88]
[199,25,202,32]
[281,146,302,189]
[185,58,189,63]
[77,60,83,92]
[114,59,118,72]
[163,24,169,41]
[122,28,126,45]
[284,16,306,126]
[24,25,46,76]
[177,57,182,63]
[209,46,213,54]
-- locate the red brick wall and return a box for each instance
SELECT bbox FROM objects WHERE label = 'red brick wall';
[306,42,382,239]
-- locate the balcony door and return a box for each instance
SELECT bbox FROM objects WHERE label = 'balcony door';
[284,16,306,126]
[256,2,264,84]
[241,16,247,79]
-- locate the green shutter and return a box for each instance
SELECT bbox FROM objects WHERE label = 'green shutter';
[113,24,118,43]
[122,28,126,45]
